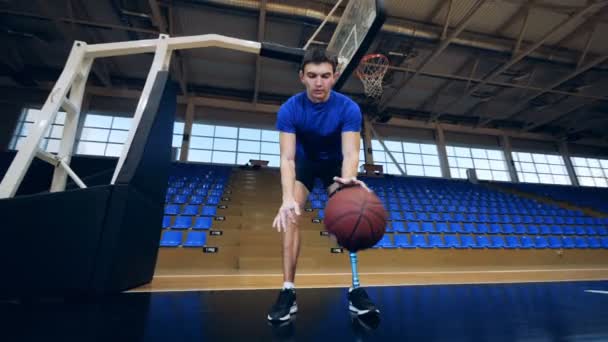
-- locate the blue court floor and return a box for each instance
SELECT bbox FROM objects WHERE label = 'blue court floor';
[2,281,608,341]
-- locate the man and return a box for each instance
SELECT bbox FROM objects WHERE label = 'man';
[267,48,378,322]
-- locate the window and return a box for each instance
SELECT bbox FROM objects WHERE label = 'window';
[368,139,441,177]
[512,152,570,185]
[76,114,133,157]
[173,122,184,160]
[571,156,608,188]
[10,108,66,154]
[447,146,510,181]
[188,124,280,167]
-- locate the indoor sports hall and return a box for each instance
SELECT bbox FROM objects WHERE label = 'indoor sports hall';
[1,0,607,340]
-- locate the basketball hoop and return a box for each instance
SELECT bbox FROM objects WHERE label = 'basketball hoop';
[356,54,389,99]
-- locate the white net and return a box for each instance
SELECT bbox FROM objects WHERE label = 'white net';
[356,54,389,99]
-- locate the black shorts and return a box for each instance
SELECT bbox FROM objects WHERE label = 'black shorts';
[295,159,342,192]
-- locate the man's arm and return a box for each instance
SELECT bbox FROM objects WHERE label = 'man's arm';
[341,131,360,179]
[279,132,297,201]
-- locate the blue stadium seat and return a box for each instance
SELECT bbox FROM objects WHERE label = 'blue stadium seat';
[444,234,461,248]
[514,224,526,234]
[527,225,539,235]
[518,235,533,248]
[375,235,394,248]
[162,216,171,229]
[586,226,597,235]
[418,213,430,222]
[312,200,323,209]
[181,205,199,216]
[488,224,501,234]
[574,226,587,235]
[450,223,464,233]
[436,222,449,233]
[563,226,576,235]
[440,213,452,221]
[183,232,207,248]
[385,222,393,233]
[588,237,601,249]
[549,236,563,249]
[389,203,400,211]
[428,234,445,248]
[544,217,555,225]
[404,212,416,221]
[172,195,188,204]
[562,236,576,249]
[201,205,217,217]
[490,236,505,249]
[193,217,212,230]
[206,196,220,205]
[172,216,192,229]
[505,235,520,248]
[391,211,403,221]
[554,217,565,225]
[164,204,180,215]
[598,227,608,236]
[574,237,589,248]
[551,225,564,235]
[407,222,421,233]
[475,236,491,248]
[189,195,204,205]
[601,237,608,248]
[421,222,435,233]
[392,221,406,232]
[539,225,552,235]
[395,234,413,248]
[160,231,182,247]
[412,234,429,248]
[318,209,325,219]
[501,224,515,234]
[534,236,549,248]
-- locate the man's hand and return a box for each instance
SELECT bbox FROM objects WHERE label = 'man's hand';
[272,198,301,232]
[332,176,371,192]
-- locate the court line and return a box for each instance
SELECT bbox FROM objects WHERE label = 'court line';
[585,290,608,294]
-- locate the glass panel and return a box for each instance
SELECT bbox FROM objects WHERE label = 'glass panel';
[371,139,383,150]
[471,148,487,159]
[420,144,437,155]
[579,177,595,187]
[595,177,607,187]
[546,155,562,164]
[173,122,185,134]
[80,128,109,142]
[517,152,532,162]
[406,164,424,176]
[447,156,457,167]
[359,149,365,163]
[45,139,60,153]
[237,153,260,165]
[550,164,567,175]
[489,159,506,170]
[386,163,401,175]
[21,122,33,136]
[575,167,591,177]
[262,130,279,142]
[84,114,112,128]
[189,149,212,162]
[473,158,490,170]
[109,130,129,143]
[456,157,473,169]
[77,141,106,155]
[239,128,261,140]
[454,147,471,157]
[54,112,66,124]
[476,169,492,180]
[238,140,261,153]
[261,142,279,154]
[492,170,510,181]
[386,152,404,164]
[213,138,237,151]
[212,151,236,164]
[384,140,402,152]
[587,158,601,168]
[590,167,603,177]
[15,137,26,150]
[450,168,461,178]
[374,151,386,162]
[112,117,132,130]
[571,157,586,166]
[538,174,554,184]
[553,175,571,185]
[532,153,547,164]
[105,143,123,157]
[190,137,213,149]
[261,154,280,167]
[535,163,550,174]
[214,125,238,138]
[422,155,440,166]
[486,150,503,160]
[172,135,183,148]
[520,162,536,173]
[49,125,64,139]
[425,166,442,177]
[523,172,539,183]
[403,142,420,153]
[600,159,608,169]
[191,124,214,136]
[445,146,455,155]
[25,108,41,122]
[405,153,422,165]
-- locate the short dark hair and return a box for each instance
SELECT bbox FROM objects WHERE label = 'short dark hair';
[300,48,338,73]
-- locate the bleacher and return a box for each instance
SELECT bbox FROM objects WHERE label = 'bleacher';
[309,176,608,250]
[499,182,608,214]
[159,163,232,248]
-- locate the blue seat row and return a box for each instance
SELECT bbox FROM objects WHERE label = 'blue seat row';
[162,216,213,230]
[160,231,207,247]
[163,205,217,216]
[383,222,608,235]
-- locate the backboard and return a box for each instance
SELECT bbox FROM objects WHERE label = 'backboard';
[327,0,386,90]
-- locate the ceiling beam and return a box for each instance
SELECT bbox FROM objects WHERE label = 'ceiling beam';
[522,100,598,132]
[379,0,489,110]
[417,58,477,113]
[252,0,267,104]
[480,53,608,126]
[429,1,608,122]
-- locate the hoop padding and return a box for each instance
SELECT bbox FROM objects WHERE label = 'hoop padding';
[356,54,389,99]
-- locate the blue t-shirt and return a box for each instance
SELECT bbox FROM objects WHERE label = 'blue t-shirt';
[276,90,362,162]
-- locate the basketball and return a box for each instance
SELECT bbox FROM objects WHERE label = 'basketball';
[324,185,387,252]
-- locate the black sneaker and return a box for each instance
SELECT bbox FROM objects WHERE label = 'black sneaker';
[348,287,379,315]
[267,288,298,321]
